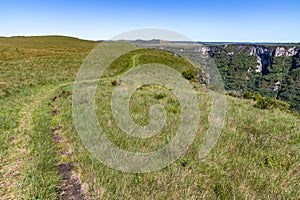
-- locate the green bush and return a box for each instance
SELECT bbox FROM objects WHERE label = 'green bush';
[226,91,243,98]
[243,92,263,101]
[153,92,166,100]
[111,80,119,86]
[182,69,196,80]
[255,97,290,111]
[242,92,290,111]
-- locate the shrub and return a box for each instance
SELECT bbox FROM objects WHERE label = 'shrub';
[226,92,237,97]
[243,92,290,111]
[182,69,196,80]
[255,96,290,111]
[154,92,166,100]
[243,92,263,101]
[111,80,119,86]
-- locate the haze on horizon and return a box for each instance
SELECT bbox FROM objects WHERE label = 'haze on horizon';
[1,0,299,43]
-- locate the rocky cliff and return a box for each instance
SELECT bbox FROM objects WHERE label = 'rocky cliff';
[249,46,299,74]
[194,44,300,73]
[140,41,300,112]
[192,44,300,112]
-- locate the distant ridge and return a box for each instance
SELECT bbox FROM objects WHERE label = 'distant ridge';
[1,35,298,45]
[105,39,300,46]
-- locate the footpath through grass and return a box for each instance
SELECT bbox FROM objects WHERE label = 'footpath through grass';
[0,36,299,199]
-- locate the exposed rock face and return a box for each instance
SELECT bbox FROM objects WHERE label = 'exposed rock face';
[193,46,210,57]
[249,46,298,57]
[255,56,263,72]
[249,46,299,74]
[149,42,300,112]
[274,47,297,57]
[161,43,300,112]
[196,45,299,74]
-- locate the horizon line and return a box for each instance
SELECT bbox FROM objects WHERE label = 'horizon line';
[1,35,299,44]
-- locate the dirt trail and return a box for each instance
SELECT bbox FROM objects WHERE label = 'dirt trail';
[1,64,137,199]
[51,94,87,200]
[0,82,79,199]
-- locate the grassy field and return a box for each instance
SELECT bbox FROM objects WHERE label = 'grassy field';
[0,36,299,199]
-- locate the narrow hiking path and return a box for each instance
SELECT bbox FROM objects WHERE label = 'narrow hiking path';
[0,85,59,199]
[0,81,81,199]
[131,53,141,67]
[1,78,119,199]
[50,87,87,200]
[1,53,142,199]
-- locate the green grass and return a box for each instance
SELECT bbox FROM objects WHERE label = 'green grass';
[0,36,96,198]
[102,48,195,78]
[47,77,300,199]
[0,36,299,199]
[21,90,61,199]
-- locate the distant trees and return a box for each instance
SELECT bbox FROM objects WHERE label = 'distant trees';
[209,45,300,112]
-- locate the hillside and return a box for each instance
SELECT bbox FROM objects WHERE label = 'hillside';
[131,41,300,112]
[0,36,299,199]
[198,44,300,112]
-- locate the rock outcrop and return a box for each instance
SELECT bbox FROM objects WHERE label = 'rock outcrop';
[194,44,300,74]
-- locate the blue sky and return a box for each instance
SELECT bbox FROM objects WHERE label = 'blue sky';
[1,0,299,42]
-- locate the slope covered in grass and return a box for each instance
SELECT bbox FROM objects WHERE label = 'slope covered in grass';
[0,36,299,199]
[0,36,97,96]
